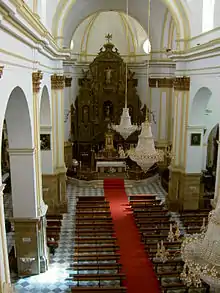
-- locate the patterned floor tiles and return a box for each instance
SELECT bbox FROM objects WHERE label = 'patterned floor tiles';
[3,178,169,292]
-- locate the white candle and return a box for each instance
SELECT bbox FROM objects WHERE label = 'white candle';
[170,223,172,231]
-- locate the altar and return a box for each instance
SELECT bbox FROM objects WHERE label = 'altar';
[96,160,126,173]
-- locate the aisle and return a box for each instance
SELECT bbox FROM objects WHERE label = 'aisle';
[104,178,160,293]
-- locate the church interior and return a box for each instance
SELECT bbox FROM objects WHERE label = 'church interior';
[1,0,220,292]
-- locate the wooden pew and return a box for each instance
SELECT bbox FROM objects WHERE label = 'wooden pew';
[77,196,106,202]
[46,214,63,220]
[75,244,119,253]
[74,237,117,244]
[69,263,122,272]
[71,287,127,293]
[73,253,121,262]
[129,195,156,201]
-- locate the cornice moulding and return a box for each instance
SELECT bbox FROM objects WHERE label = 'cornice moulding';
[0,1,70,60]
[169,39,220,62]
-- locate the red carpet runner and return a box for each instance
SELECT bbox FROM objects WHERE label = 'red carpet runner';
[104,178,160,293]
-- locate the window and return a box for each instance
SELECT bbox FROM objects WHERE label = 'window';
[143,39,151,54]
[202,0,215,32]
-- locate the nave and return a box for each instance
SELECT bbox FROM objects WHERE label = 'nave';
[4,177,211,292]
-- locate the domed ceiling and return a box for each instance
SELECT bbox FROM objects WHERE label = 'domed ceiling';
[70,11,148,59]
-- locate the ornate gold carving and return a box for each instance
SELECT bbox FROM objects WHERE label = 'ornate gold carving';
[51,74,65,90]
[32,71,43,93]
[65,77,72,87]
[0,66,4,79]
[173,76,190,91]
[149,78,173,88]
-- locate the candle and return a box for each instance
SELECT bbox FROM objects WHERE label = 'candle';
[161,240,163,247]
[203,217,205,225]
[170,223,172,231]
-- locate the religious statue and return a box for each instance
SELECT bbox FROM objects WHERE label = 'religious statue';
[118,146,126,158]
[104,67,114,84]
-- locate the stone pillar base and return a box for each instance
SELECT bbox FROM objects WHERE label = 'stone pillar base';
[64,142,73,169]
[168,169,201,211]
[13,217,48,277]
[57,171,67,213]
[42,171,67,214]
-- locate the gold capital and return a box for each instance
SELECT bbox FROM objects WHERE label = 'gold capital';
[0,66,4,79]
[51,74,65,90]
[32,71,43,93]
[173,76,190,91]
[65,77,72,87]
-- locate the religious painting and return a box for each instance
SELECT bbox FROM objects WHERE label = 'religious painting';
[40,134,51,150]
[190,133,201,146]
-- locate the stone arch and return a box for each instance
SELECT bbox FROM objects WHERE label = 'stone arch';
[189,87,212,126]
[40,86,51,126]
[2,86,38,218]
[5,87,33,149]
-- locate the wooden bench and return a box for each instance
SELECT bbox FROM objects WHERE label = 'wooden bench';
[71,287,127,293]
[46,214,63,220]
[75,244,119,253]
[77,196,106,202]
[75,230,114,237]
[69,273,125,283]
[129,195,156,201]
[73,253,121,262]
[74,237,117,244]
[69,263,122,272]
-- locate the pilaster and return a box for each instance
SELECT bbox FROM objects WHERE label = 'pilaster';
[64,76,73,142]
[51,74,67,212]
[32,71,45,216]
[168,77,202,210]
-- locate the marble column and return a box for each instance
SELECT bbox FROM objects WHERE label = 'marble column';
[149,78,174,168]
[168,77,202,211]
[51,74,67,213]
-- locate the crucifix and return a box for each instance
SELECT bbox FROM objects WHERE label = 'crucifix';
[105,33,112,43]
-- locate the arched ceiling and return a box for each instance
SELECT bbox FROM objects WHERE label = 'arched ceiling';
[71,11,148,57]
[52,0,190,50]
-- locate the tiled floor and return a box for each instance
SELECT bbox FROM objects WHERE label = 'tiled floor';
[4,177,167,292]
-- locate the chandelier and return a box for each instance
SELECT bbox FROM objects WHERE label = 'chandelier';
[128,120,164,172]
[111,0,139,140]
[180,208,220,288]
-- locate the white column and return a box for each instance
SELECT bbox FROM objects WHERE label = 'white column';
[8,148,38,218]
[51,74,66,171]
[64,77,72,142]
[0,184,10,291]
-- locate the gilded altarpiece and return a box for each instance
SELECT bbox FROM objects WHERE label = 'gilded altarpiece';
[71,42,145,163]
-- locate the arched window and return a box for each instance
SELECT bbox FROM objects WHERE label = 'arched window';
[202,0,215,32]
[143,38,151,54]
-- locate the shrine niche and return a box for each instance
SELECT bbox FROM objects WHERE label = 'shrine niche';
[71,40,146,163]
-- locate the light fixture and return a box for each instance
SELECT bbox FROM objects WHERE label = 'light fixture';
[111,0,139,140]
[180,209,220,288]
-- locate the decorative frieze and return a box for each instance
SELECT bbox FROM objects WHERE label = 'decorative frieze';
[32,71,43,93]
[0,66,4,79]
[173,76,190,91]
[51,74,65,90]
[149,78,173,88]
[65,77,72,87]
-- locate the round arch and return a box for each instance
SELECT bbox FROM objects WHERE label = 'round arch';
[52,0,190,49]
[189,87,212,126]
[5,87,33,149]
[40,86,51,126]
